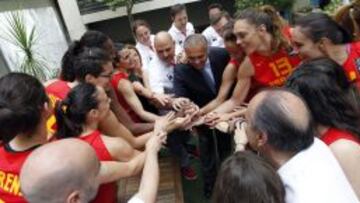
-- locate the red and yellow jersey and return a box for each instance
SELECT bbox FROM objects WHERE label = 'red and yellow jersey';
[111,72,141,122]
[45,80,71,136]
[322,128,360,146]
[343,42,360,89]
[79,130,117,203]
[249,48,301,88]
[0,145,34,203]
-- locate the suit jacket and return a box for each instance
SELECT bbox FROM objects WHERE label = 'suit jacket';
[174,47,230,107]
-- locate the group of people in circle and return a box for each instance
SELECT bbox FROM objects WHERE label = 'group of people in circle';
[0,1,360,203]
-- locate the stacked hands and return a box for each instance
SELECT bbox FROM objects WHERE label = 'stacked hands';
[150,98,249,152]
[173,98,250,151]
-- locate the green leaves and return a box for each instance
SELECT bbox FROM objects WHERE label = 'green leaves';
[1,11,50,81]
[235,0,295,11]
[324,0,343,14]
[93,0,135,11]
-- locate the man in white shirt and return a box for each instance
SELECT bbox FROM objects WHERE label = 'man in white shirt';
[147,31,197,180]
[244,89,359,203]
[133,19,156,70]
[202,4,229,48]
[168,4,195,55]
[147,32,176,94]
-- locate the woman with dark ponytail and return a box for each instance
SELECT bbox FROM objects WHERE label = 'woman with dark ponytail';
[55,83,168,203]
[60,41,83,82]
[286,58,360,198]
[292,12,360,89]
[0,73,50,203]
[48,46,163,150]
[47,30,154,137]
[59,30,116,82]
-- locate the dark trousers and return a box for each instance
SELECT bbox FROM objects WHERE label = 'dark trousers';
[196,126,232,193]
[166,130,191,168]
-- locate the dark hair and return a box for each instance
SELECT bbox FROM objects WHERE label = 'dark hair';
[251,89,315,153]
[208,3,223,11]
[0,73,48,143]
[235,8,290,51]
[60,41,82,82]
[210,11,231,25]
[223,21,236,42]
[80,30,111,50]
[213,151,285,203]
[286,58,360,139]
[55,83,99,139]
[132,19,151,36]
[73,47,112,82]
[295,12,352,45]
[334,1,360,41]
[170,4,186,19]
[60,31,111,82]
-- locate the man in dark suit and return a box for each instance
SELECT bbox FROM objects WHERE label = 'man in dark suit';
[173,34,231,198]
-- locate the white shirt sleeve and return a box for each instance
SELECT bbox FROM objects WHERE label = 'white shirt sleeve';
[127,196,144,203]
[148,61,165,94]
[188,22,195,34]
[202,27,212,45]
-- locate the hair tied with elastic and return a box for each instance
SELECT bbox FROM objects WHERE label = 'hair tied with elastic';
[61,103,68,114]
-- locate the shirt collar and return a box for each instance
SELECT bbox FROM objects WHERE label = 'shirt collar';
[204,58,211,69]
[157,55,175,68]
[172,23,188,34]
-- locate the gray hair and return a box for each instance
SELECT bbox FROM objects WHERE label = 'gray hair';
[184,34,208,50]
[251,89,315,153]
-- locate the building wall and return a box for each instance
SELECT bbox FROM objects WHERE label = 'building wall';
[87,0,235,43]
[0,51,9,77]
[0,0,68,79]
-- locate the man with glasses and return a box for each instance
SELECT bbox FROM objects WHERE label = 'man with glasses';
[173,34,230,198]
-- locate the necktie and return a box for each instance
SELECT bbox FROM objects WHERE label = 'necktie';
[201,68,216,93]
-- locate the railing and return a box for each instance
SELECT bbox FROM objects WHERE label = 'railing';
[77,0,151,15]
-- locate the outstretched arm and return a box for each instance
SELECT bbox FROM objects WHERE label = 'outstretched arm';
[200,62,238,115]
[99,111,152,149]
[118,79,160,122]
[98,153,146,184]
[128,133,165,203]
[107,87,153,134]
[212,57,254,114]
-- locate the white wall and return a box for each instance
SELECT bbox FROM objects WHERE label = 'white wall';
[0,0,68,79]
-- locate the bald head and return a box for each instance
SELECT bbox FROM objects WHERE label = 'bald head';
[154,31,175,64]
[20,139,100,203]
[154,31,172,46]
[247,89,315,153]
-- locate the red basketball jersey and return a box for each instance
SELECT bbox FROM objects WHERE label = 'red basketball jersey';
[343,42,360,89]
[79,130,117,203]
[249,48,301,88]
[0,145,35,203]
[111,72,141,122]
[45,80,72,134]
[322,128,360,146]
